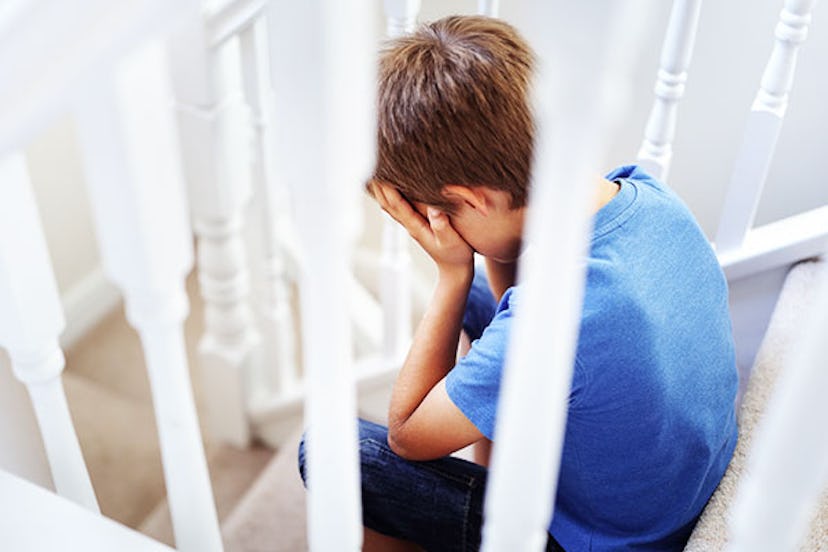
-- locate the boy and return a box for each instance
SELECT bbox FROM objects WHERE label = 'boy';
[299,15,737,552]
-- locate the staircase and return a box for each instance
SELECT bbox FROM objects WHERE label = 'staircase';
[59,268,385,551]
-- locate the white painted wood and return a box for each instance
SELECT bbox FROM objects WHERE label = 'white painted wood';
[267,0,374,548]
[727,262,828,551]
[238,16,299,395]
[0,469,174,552]
[206,0,266,47]
[714,0,818,254]
[482,2,652,550]
[0,0,188,156]
[636,0,702,181]
[0,153,99,513]
[384,0,421,37]
[718,205,828,281]
[380,0,419,370]
[59,267,121,350]
[478,0,500,17]
[73,40,222,552]
[170,14,259,447]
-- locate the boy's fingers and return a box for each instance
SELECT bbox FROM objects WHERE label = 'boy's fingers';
[373,183,430,241]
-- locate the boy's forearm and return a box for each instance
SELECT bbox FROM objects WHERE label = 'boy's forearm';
[388,266,473,432]
[485,257,518,300]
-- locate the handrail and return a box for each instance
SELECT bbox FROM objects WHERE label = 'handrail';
[0,469,172,552]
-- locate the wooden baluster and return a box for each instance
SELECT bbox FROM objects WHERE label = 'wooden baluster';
[267,1,374,548]
[169,17,259,447]
[478,0,500,16]
[0,153,99,514]
[715,0,817,254]
[727,264,828,551]
[481,2,650,550]
[238,15,299,396]
[636,0,703,182]
[73,40,222,552]
[380,0,419,370]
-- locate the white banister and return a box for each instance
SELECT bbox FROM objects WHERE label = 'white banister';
[714,0,818,254]
[1,469,173,552]
[0,153,99,514]
[482,2,652,550]
[380,0,419,371]
[727,263,828,551]
[73,39,222,552]
[636,0,703,182]
[384,0,421,37]
[267,0,374,548]
[238,15,299,395]
[169,13,260,447]
[478,0,500,17]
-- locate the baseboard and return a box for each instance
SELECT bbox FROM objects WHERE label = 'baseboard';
[60,267,122,350]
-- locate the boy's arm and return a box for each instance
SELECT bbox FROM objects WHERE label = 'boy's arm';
[371,183,484,461]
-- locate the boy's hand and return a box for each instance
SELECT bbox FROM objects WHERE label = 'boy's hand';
[370,181,473,276]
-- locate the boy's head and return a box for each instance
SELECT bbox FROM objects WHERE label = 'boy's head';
[372,15,535,215]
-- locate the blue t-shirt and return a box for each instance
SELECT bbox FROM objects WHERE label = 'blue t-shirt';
[446,165,738,551]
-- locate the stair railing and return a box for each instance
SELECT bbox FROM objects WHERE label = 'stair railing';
[715,0,818,255]
[0,153,99,514]
[0,1,223,550]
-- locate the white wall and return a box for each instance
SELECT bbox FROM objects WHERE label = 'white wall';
[24,117,120,348]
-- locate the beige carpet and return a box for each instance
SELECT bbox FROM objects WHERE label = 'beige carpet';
[685,259,828,551]
[222,429,308,552]
[62,271,276,541]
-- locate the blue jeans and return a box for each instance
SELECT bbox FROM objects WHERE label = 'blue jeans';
[298,419,565,552]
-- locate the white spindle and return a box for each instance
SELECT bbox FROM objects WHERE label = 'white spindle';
[714,0,817,254]
[384,0,420,37]
[636,0,703,181]
[380,0,419,370]
[238,16,299,395]
[0,153,99,514]
[727,263,828,551]
[482,2,652,550]
[169,16,260,446]
[267,1,374,549]
[478,0,500,17]
[73,40,222,552]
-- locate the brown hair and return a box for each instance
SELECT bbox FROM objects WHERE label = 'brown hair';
[372,15,535,212]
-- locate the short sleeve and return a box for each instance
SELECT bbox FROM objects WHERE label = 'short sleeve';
[446,287,589,440]
[446,288,515,440]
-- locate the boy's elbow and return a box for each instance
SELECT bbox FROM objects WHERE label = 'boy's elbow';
[387,423,426,461]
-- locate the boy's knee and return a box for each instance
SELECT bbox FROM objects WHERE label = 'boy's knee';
[297,419,388,489]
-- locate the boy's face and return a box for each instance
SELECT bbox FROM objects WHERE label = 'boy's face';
[410,187,525,263]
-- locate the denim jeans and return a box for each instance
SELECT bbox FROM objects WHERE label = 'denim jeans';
[298,418,565,552]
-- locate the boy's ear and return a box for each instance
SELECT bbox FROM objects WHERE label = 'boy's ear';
[441,184,492,215]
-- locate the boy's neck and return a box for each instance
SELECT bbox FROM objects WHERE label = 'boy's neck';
[593,175,621,214]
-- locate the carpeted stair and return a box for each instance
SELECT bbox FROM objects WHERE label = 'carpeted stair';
[685,259,828,551]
